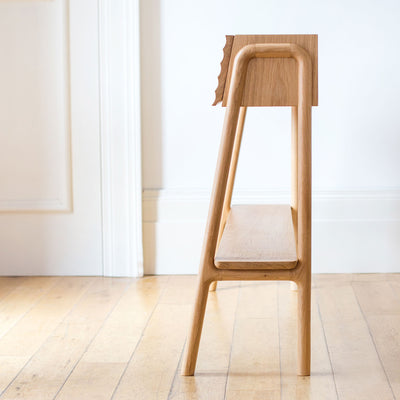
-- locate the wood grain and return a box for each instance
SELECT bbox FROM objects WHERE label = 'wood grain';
[1,278,131,400]
[222,35,318,107]
[0,275,398,399]
[225,282,281,399]
[0,277,92,358]
[278,281,337,400]
[210,106,247,292]
[314,275,395,400]
[213,35,234,106]
[0,277,28,304]
[182,41,314,376]
[112,276,193,400]
[0,277,92,396]
[169,281,239,399]
[352,279,400,399]
[55,276,169,400]
[215,204,298,269]
[0,277,57,339]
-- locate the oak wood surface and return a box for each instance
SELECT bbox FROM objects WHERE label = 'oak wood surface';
[169,281,239,399]
[0,277,58,339]
[0,275,398,399]
[55,276,169,400]
[222,35,318,107]
[0,277,29,303]
[210,106,247,292]
[213,35,234,106]
[0,277,93,397]
[225,281,281,399]
[351,280,400,399]
[278,281,337,399]
[314,275,396,400]
[111,276,193,400]
[1,278,131,400]
[215,204,298,269]
[182,41,314,377]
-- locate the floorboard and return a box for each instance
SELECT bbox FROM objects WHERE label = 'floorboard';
[0,277,92,396]
[0,274,398,400]
[352,279,400,399]
[1,277,131,400]
[111,276,192,400]
[314,275,395,400]
[278,281,337,400]
[168,281,239,400]
[56,276,169,400]
[224,281,281,400]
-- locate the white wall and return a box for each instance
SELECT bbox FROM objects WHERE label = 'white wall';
[141,0,400,274]
[0,0,143,277]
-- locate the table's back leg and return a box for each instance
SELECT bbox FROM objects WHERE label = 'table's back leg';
[210,106,247,293]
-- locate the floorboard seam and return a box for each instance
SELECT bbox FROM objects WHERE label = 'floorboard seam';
[0,277,59,341]
[110,276,171,400]
[351,281,397,400]
[0,278,96,399]
[277,282,284,397]
[315,285,340,400]
[167,338,186,399]
[223,281,241,400]
[52,278,133,400]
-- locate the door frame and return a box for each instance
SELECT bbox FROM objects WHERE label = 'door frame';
[98,0,143,277]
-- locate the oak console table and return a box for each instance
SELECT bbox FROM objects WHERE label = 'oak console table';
[182,34,318,377]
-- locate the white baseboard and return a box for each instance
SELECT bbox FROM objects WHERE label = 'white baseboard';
[143,189,400,274]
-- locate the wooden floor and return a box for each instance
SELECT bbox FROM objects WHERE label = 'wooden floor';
[0,275,399,399]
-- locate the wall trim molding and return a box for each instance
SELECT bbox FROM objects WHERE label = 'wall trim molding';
[98,0,143,277]
[143,188,400,221]
[143,188,400,274]
[0,0,72,214]
[0,199,70,212]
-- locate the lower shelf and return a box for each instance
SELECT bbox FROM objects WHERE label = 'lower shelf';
[215,204,298,270]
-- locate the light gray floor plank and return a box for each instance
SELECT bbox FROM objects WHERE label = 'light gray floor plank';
[314,275,395,400]
[353,280,400,399]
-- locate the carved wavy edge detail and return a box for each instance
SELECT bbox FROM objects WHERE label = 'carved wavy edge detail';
[212,35,234,106]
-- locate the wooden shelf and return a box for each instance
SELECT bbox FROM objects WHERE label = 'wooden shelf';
[215,204,298,270]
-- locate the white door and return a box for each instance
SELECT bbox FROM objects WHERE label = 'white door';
[0,0,143,276]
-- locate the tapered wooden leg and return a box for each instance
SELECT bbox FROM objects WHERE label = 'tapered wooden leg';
[291,106,298,245]
[181,278,211,375]
[209,108,247,295]
[183,74,246,375]
[296,52,312,376]
[209,281,217,292]
[297,274,311,376]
